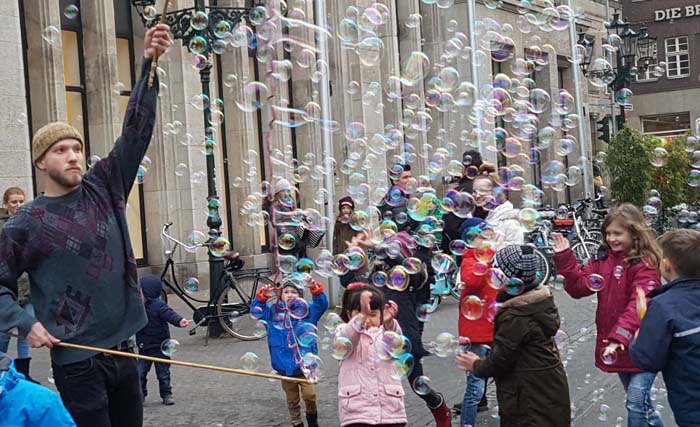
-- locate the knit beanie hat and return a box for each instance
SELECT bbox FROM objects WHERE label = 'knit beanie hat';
[459,217,490,241]
[32,122,83,164]
[280,273,306,298]
[272,178,294,195]
[338,196,355,210]
[493,245,546,292]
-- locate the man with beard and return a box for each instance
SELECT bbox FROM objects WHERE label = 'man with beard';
[0,24,172,427]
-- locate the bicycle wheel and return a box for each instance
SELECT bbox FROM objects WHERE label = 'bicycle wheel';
[533,248,551,286]
[425,295,441,314]
[217,275,274,340]
[571,240,599,267]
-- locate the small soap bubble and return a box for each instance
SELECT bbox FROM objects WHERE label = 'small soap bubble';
[586,274,606,292]
[64,4,79,19]
[331,336,353,361]
[287,297,310,320]
[461,295,484,320]
[184,277,200,293]
[240,352,259,371]
[160,339,180,356]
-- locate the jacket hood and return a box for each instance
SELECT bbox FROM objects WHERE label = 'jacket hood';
[140,274,163,299]
[487,201,518,222]
[501,286,559,337]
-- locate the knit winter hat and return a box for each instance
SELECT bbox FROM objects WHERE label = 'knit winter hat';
[280,273,306,298]
[338,196,355,210]
[32,122,83,164]
[494,245,547,291]
[272,178,294,195]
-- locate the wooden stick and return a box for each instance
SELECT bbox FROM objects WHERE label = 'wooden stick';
[2,332,311,384]
[147,0,171,90]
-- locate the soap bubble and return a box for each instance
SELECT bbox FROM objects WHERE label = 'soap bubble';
[586,274,606,292]
[160,339,180,356]
[42,26,61,46]
[287,297,310,320]
[209,236,231,257]
[253,320,267,338]
[601,347,618,365]
[184,277,200,293]
[331,336,353,361]
[322,312,342,334]
[392,353,415,379]
[461,295,484,320]
[64,4,80,19]
[650,147,669,168]
[240,352,259,371]
[387,266,410,291]
[416,304,431,322]
[412,376,433,395]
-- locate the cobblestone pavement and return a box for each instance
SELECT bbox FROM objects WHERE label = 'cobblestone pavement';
[21,288,675,427]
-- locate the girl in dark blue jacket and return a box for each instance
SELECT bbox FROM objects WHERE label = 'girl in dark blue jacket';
[252,275,328,427]
[136,275,191,406]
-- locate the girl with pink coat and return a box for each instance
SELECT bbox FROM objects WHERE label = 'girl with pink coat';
[335,284,407,427]
[553,203,664,427]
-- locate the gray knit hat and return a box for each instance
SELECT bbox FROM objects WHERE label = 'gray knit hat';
[493,245,547,290]
[32,122,83,164]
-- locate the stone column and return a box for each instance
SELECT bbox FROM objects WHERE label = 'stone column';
[23,0,66,193]
[80,0,121,158]
[0,1,33,197]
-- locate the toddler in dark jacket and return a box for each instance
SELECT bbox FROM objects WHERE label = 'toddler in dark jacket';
[456,245,571,427]
[136,275,191,406]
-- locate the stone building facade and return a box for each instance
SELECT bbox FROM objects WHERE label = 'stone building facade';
[623,0,700,140]
[0,0,617,299]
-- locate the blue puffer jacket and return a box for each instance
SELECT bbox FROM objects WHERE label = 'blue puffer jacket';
[0,354,76,426]
[135,275,184,353]
[630,278,700,427]
[252,286,328,376]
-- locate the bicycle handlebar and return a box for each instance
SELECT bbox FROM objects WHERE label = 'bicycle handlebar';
[161,223,204,252]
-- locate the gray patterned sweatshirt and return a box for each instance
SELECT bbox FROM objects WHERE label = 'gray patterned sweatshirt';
[0,58,158,365]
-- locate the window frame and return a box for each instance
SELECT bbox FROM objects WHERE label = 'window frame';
[665,36,690,79]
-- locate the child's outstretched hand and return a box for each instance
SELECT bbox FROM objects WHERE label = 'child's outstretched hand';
[636,287,648,321]
[260,284,275,299]
[383,300,399,330]
[360,290,373,317]
[306,279,320,293]
[552,233,570,253]
[455,351,480,372]
[179,319,192,328]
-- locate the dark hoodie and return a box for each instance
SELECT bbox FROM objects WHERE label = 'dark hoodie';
[473,286,571,427]
[135,275,184,354]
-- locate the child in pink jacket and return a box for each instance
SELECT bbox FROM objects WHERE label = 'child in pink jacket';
[335,283,407,427]
[553,203,664,427]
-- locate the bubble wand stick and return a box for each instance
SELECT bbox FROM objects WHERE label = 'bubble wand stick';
[2,332,312,384]
[147,0,171,90]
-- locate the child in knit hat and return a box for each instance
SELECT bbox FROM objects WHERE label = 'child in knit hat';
[456,245,571,427]
[252,274,328,427]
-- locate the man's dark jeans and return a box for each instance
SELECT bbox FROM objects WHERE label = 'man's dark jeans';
[138,355,172,398]
[52,350,143,427]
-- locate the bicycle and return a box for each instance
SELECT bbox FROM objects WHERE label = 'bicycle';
[160,222,274,342]
[425,269,462,314]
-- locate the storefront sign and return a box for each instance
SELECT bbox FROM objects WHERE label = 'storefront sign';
[655,5,700,21]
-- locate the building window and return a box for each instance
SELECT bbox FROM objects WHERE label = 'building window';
[636,40,658,82]
[665,36,690,79]
[641,112,691,138]
[60,0,89,148]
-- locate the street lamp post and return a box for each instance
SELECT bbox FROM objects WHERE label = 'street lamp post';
[131,0,254,333]
[577,12,656,126]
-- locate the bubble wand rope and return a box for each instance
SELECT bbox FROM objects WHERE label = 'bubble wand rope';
[1,332,311,384]
[147,0,171,90]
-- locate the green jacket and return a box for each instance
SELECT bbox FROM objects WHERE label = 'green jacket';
[473,286,571,427]
[0,209,30,306]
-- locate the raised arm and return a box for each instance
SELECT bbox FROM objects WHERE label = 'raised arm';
[552,239,597,299]
[91,25,172,197]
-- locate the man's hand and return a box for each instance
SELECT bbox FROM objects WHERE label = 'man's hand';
[383,300,398,330]
[179,319,192,328]
[552,233,571,253]
[144,24,173,59]
[455,351,480,372]
[27,322,60,349]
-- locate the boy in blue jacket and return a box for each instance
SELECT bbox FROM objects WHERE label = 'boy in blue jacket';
[630,229,700,427]
[136,275,191,406]
[252,274,328,427]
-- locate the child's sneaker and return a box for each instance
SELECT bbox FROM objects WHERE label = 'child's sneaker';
[162,395,175,406]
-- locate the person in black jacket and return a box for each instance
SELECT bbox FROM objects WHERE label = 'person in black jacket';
[631,229,700,427]
[456,245,571,427]
[136,275,191,406]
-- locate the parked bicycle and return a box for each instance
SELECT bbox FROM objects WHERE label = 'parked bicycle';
[160,222,274,342]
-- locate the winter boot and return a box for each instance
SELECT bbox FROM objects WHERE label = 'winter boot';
[428,393,451,427]
[162,394,175,406]
[306,413,319,427]
[14,358,39,384]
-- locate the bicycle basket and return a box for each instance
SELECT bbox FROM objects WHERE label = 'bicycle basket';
[303,228,326,248]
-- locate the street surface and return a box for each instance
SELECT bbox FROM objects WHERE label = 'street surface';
[21,287,675,427]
